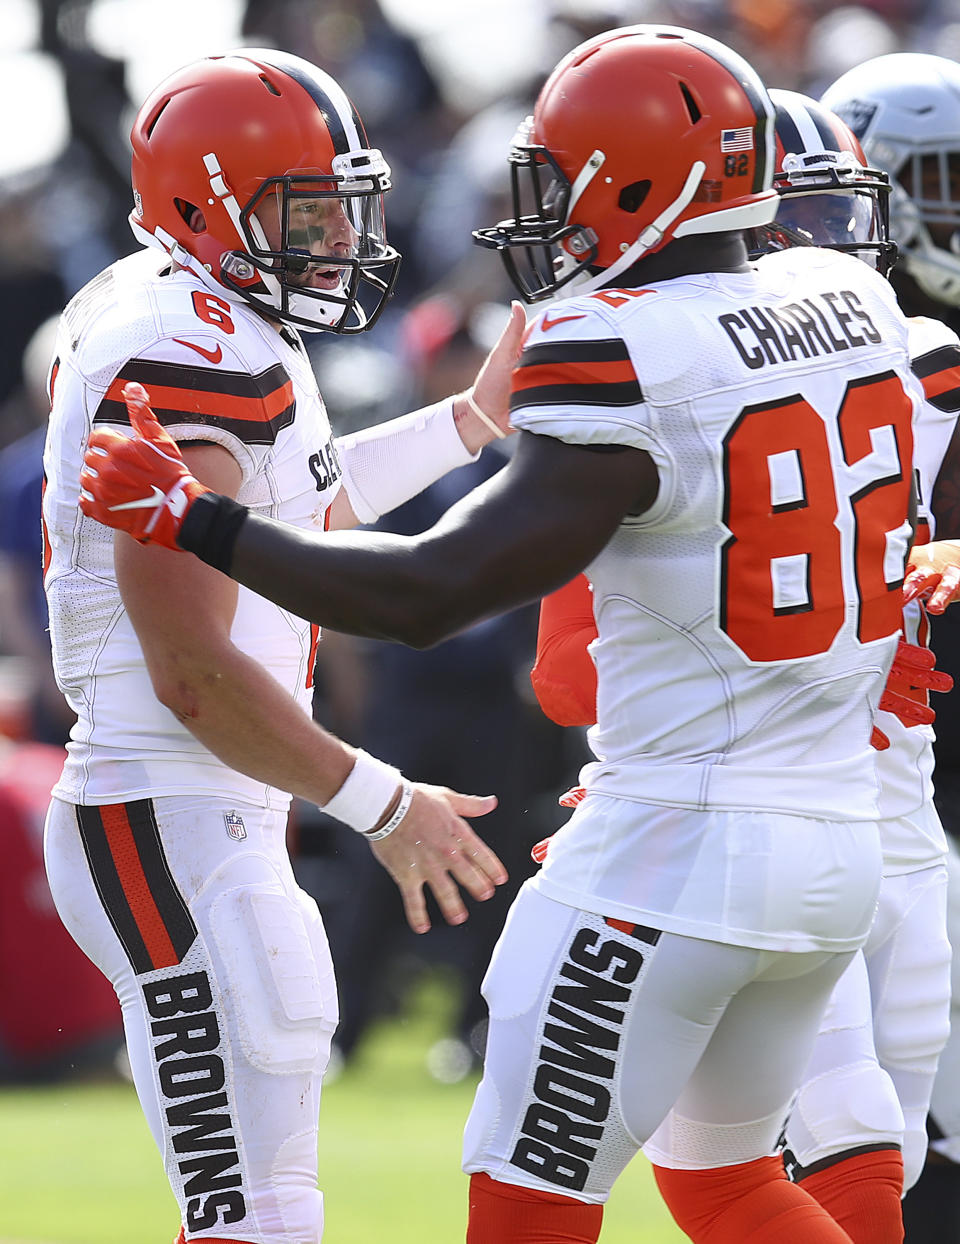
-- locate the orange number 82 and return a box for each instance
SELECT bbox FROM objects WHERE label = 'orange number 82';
[720,371,914,662]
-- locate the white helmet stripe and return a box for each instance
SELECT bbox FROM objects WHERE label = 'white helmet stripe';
[782,95,831,156]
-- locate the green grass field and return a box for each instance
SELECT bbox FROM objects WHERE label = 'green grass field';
[0,975,686,1243]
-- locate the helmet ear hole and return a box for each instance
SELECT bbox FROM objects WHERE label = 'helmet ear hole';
[619,180,652,213]
[174,199,204,233]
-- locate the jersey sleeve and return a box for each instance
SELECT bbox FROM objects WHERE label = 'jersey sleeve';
[910,317,960,414]
[92,340,295,484]
[509,305,656,452]
[529,573,599,727]
[908,317,960,540]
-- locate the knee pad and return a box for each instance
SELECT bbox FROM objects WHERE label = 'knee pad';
[785,1061,904,1169]
[901,1124,927,1195]
[205,858,337,1077]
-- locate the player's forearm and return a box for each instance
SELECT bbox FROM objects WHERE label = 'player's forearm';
[155,640,355,805]
[178,487,575,647]
[177,493,520,646]
[174,434,656,645]
[233,513,486,645]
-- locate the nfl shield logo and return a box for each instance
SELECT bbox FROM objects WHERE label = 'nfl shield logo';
[224,811,247,841]
[835,99,878,142]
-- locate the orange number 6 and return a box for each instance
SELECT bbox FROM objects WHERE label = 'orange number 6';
[191,291,235,334]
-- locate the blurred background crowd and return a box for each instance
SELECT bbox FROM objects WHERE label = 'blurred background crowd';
[1,0,958,1088]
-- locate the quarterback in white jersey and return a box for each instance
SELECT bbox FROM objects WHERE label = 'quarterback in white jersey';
[77,27,926,1244]
[42,48,517,1244]
[46,248,342,808]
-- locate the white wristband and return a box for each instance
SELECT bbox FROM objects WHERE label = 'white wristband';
[321,749,402,834]
[464,390,507,439]
[363,778,415,841]
[335,396,477,525]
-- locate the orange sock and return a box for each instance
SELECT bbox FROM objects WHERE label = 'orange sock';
[653,1155,854,1242]
[467,1172,603,1243]
[798,1148,904,1244]
[174,1235,252,1244]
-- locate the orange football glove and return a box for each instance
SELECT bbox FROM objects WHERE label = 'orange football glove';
[903,540,960,614]
[530,785,587,863]
[79,382,210,550]
[531,836,552,864]
[559,784,587,809]
[871,639,953,750]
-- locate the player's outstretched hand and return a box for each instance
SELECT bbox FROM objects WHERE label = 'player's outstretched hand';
[79,382,210,549]
[369,784,508,934]
[459,301,527,446]
[871,638,954,750]
[903,540,960,614]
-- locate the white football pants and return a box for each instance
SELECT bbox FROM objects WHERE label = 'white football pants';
[928,836,960,1165]
[463,882,858,1203]
[44,795,338,1244]
[782,858,950,1190]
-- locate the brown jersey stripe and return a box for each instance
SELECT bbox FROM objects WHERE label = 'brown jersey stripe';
[94,360,296,444]
[95,397,296,445]
[518,339,635,368]
[510,380,644,411]
[116,357,292,399]
[511,338,643,408]
[76,801,196,975]
[912,345,960,412]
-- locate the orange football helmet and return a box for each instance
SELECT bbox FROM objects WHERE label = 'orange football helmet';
[474,25,778,301]
[129,49,400,333]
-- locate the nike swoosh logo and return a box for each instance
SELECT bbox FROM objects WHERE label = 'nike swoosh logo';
[173,338,223,365]
[540,312,587,332]
[109,485,165,512]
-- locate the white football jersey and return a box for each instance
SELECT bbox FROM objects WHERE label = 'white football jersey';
[512,247,922,823]
[872,314,960,869]
[44,250,341,808]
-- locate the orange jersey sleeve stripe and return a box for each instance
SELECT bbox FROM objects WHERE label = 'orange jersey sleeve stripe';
[76,800,197,974]
[510,338,643,410]
[95,359,295,445]
[102,375,293,424]
[512,357,640,392]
